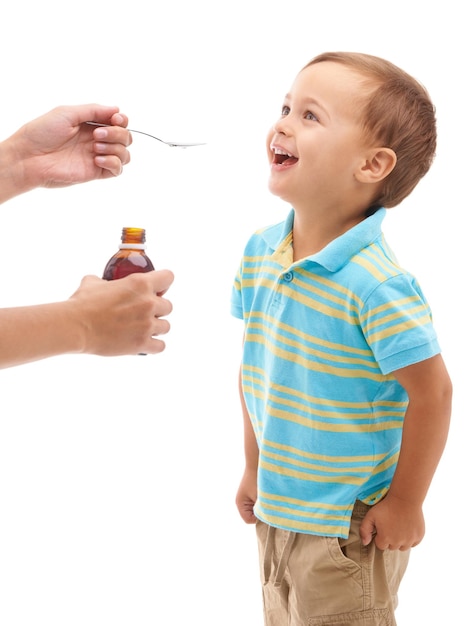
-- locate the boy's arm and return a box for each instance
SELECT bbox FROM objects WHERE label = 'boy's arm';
[235,364,260,524]
[360,353,452,550]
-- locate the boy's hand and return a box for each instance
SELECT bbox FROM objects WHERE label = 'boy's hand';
[236,469,258,524]
[359,494,425,550]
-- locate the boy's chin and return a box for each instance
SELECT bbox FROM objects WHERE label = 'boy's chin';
[268,178,288,201]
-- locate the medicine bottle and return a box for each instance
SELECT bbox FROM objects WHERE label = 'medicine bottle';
[102,227,155,280]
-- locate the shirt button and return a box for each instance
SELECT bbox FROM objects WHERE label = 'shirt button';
[284,271,293,282]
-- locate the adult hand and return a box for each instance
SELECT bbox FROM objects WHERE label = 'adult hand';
[2,104,132,201]
[69,270,174,356]
[0,270,174,369]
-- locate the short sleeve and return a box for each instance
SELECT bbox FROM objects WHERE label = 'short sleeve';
[361,273,440,375]
[231,265,244,320]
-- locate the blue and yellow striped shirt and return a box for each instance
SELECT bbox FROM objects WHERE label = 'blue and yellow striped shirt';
[231,208,440,538]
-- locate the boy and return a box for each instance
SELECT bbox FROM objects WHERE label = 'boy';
[231,52,452,626]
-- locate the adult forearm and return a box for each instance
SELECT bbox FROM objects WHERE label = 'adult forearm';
[0,302,81,369]
[0,137,31,204]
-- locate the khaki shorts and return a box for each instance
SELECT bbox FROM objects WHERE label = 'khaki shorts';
[256,501,410,626]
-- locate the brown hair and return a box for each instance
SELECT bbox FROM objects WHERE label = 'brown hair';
[304,52,437,208]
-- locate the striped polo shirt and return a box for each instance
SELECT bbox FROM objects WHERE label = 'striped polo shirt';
[231,208,440,538]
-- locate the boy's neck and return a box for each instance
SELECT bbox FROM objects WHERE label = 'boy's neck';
[291,206,368,261]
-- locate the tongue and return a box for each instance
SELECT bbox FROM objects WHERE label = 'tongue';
[282,156,298,166]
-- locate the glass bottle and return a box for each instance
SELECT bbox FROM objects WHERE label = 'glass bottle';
[102,227,155,280]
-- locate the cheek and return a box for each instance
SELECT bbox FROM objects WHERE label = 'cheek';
[266,129,274,160]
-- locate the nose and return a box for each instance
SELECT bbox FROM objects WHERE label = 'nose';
[273,115,290,136]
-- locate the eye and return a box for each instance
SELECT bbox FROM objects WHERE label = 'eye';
[305,111,318,122]
[281,105,290,116]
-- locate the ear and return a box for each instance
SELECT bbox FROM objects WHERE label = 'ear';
[355,148,397,184]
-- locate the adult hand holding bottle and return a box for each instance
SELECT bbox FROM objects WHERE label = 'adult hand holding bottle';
[0,270,174,369]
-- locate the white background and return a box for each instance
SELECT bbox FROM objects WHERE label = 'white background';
[0,1,467,624]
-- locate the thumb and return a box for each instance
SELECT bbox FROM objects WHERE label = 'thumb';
[360,513,376,546]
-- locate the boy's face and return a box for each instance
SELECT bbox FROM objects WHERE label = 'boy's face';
[266,61,372,210]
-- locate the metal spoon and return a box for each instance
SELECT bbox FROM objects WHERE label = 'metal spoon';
[85,121,205,148]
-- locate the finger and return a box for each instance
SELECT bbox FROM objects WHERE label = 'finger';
[151,269,175,295]
[245,508,258,524]
[154,298,173,319]
[94,154,125,177]
[118,271,174,298]
[136,320,172,356]
[359,516,375,546]
[152,318,171,337]
[143,337,167,355]
[94,141,131,165]
[71,104,120,127]
[238,506,256,524]
[92,124,132,148]
[110,111,129,128]
[374,535,391,551]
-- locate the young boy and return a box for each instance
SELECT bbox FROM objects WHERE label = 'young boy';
[231,52,452,626]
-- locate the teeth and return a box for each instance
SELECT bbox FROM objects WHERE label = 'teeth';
[273,147,294,157]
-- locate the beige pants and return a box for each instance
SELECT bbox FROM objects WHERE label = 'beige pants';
[256,501,410,626]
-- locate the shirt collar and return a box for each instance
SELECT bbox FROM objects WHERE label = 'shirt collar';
[261,207,386,273]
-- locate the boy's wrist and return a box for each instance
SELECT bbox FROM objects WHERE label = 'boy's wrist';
[384,490,424,509]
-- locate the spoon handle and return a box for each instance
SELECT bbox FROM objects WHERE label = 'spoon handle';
[85,121,205,148]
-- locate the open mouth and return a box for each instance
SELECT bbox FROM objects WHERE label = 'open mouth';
[273,147,298,166]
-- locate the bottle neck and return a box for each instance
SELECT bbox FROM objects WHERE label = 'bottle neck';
[121,227,146,247]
